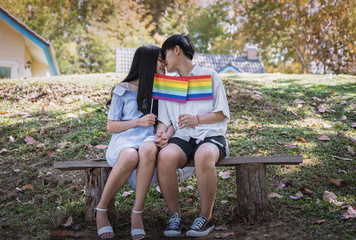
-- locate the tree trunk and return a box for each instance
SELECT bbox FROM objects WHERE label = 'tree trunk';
[84,167,115,223]
[235,163,267,220]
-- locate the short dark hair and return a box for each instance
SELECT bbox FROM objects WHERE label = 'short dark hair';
[162,34,195,60]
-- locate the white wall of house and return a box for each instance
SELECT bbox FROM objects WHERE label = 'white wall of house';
[0,18,25,78]
[32,58,50,77]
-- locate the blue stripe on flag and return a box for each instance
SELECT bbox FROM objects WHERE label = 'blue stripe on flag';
[153,88,187,97]
[152,92,187,100]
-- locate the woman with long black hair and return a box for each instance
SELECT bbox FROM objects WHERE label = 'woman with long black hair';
[95,45,168,239]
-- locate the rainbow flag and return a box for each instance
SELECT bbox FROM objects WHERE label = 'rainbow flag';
[152,74,189,103]
[187,75,213,101]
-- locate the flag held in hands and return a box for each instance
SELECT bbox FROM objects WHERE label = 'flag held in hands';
[152,74,212,103]
[152,74,189,103]
[186,75,213,101]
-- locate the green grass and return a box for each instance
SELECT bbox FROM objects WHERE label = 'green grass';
[0,73,355,239]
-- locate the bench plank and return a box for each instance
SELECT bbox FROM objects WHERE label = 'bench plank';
[54,155,303,171]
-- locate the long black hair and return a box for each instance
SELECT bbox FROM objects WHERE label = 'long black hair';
[108,45,160,115]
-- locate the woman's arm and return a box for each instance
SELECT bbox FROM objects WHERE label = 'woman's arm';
[178,111,226,129]
[107,114,156,133]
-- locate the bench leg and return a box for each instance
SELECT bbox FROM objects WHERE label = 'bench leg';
[235,163,267,220]
[84,167,115,222]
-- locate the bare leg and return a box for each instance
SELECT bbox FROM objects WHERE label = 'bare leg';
[157,143,187,217]
[194,143,219,220]
[96,148,138,238]
[131,141,158,238]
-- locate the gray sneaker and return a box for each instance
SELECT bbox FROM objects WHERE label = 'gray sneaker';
[164,213,184,237]
[186,216,214,237]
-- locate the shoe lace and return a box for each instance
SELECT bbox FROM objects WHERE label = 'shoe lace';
[190,216,206,230]
[167,213,181,229]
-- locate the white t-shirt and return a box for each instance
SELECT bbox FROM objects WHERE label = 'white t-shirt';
[158,64,230,151]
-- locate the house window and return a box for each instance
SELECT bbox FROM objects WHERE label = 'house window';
[0,67,11,79]
[0,61,18,79]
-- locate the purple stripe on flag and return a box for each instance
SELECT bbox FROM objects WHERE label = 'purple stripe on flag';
[154,96,187,103]
[186,96,213,101]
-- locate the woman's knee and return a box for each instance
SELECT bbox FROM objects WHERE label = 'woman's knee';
[139,142,158,158]
[117,148,139,167]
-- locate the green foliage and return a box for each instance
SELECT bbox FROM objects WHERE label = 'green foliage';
[236,0,356,74]
[1,0,355,75]
[1,0,154,74]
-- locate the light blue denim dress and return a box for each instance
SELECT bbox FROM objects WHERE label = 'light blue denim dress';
[106,83,157,189]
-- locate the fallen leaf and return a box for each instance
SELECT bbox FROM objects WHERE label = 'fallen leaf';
[227,193,237,199]
[318,105,327,113]
[283,142,297,149]
[340,100,347,105]
[214,232,235,239]
[215,225,228,231]
[299,187,314,195]
[332,155,352,161]
[63,216,74,227]
[21,184,34,191]
[95,144,108,149]
[1,111,8,114]
[313,219,326,224]
[40,128,46,135]
[122,190,134,197]
[268,192,283,199]
[279,131,287,135]
[47,151,54,157]
[296,103,305,108]
[0,148,7,154]
[221,200,228,205]
[318,135,330,141]
[328,178,341,187]
[24,136,36,144]
[297,137,306,143]
[58,142,71,148]
[251,94,263,100]
[311,97,322,102]
[341,206,356,219]
[219,170,231,179]
[290,191,303,200]
[185,185,195,191]
[348,146,355,155]
[21,113,32,118]
[50,230,71,237]
[323,191,345,206]
[67,113,78,118]
[241,116,252,121]
[338,169,347,174]
[293,99,305,104]
[289,110,298,116]
[185,198,193,203]
[9,136,15,142]
[330,89,335,94]
[70,185,79,191]
[36,143,46,148]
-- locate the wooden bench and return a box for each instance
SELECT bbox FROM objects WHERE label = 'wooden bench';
[54,155,302,221]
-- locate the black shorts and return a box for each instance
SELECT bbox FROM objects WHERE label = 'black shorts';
[168,136,227,167]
